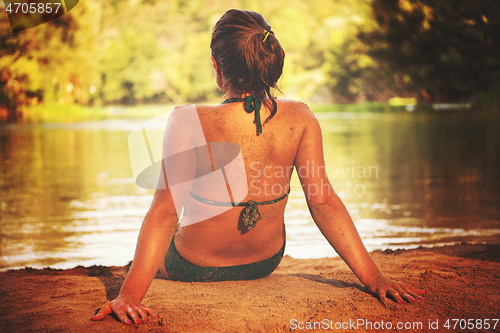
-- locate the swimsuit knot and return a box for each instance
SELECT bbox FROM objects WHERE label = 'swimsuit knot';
[242,96,263,136]
[222,95,263,135]
[241,200,262,230]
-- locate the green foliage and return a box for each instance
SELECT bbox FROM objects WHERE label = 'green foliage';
[2,0,500,121]
[0,1,100,120]
[359,0,500,102]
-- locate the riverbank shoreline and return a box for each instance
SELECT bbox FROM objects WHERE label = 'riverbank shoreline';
[1,243,498,332]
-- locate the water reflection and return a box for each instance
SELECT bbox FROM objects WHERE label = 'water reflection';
[285,111,500,258]
[1,110,499,268]
[0,120,155,269]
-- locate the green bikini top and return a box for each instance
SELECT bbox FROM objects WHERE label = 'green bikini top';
[189,188,290,231]
[222,95,264,135]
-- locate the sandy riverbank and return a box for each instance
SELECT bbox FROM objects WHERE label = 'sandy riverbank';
[1,243,499,332]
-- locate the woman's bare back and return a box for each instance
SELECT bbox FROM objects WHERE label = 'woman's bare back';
[172,99,315,267]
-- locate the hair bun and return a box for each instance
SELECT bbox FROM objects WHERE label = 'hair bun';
[211,10,285,123]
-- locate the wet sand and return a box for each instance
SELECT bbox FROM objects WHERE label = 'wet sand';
[1,243,499,332]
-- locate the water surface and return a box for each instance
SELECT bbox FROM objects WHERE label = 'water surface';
[1,108,499,269]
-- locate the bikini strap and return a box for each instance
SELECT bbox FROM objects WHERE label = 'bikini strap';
[189,187,290,230]
[222,95,263,135]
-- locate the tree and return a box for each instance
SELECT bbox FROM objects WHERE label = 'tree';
[359,0,500,102]
[0,1,100,120]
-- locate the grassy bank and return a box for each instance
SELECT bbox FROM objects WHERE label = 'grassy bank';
[13,98,498,125]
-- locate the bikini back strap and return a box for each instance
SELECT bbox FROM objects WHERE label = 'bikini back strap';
[189,187,290,230]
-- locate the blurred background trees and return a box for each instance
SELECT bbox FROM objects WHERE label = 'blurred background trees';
[0,0,100,120]
[1,0,499,120]
[359,0,500,102]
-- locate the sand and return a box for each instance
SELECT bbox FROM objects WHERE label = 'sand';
[1,243,499,332]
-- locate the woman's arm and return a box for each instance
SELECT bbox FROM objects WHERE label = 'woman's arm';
[91,172,179,324]
[92,106,198,324]
[294,105,424,303]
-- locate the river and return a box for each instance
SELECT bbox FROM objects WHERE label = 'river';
[1,107,499,269]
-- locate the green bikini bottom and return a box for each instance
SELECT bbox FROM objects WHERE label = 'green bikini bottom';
[164,238,286,282]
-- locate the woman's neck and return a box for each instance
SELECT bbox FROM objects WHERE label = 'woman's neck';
[224,92,266,100]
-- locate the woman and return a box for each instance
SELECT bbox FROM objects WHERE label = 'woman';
[92,9,424,325]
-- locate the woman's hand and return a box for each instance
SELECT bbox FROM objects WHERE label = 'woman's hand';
[91,295,160,325]
[367,273,425,304]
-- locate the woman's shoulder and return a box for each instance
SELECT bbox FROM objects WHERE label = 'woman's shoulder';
[276,98,310,109]
[169,104,200,117]
[276,98,318,122]
[170,100,317,124]
[179,103,225,116]
[172,104,196,113]
[166,104,201,127]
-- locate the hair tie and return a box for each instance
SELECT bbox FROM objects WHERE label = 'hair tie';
[262,30,270,43]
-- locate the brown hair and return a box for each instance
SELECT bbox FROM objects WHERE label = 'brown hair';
[210,9,285,123]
